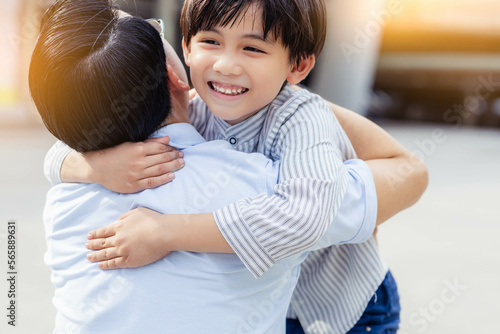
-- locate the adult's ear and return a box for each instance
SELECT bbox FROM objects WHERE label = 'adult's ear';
[167,64,190,92]
[182,38,191,67]
[286,55,316,85]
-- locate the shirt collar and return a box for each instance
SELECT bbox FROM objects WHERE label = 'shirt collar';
[150,123,206,149]
[225,106,269,138]
[213,85,286,140]
[222,83,294,138]
[213,116,231,137]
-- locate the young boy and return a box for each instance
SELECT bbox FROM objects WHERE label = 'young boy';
[179,2,393,332]
[47,1,426,332]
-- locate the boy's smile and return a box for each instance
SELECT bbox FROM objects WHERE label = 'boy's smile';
[183,4,297,125]
[209,81,249,97]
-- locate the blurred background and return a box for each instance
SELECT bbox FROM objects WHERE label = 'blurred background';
[0,0,499,333]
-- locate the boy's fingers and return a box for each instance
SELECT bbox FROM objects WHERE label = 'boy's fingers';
[144,151,184,169]
[144,136,170,146]
[144,143,173,156]
[136,173,176,190]
[142,159,185,179]
[86,237,114,250]
[118,209,137,221]
[142,142,170,156]
[87,224,115,240]
[98,258,126,270]
[137,156,187,189]
[87,248,119,263]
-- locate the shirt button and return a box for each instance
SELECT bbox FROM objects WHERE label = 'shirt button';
[228,137,238,145]
[365,326,372,332]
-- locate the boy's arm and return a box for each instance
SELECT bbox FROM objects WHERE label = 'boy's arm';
[86,158,375,269]
[88,97,355,277]
[86,101,428,272]
[45,97,208,192]
[307,159,377,250]
[328,102,428,225]
[43,138,184,193]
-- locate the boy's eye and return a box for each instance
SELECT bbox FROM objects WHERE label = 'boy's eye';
[201,39,219,45]
[244,46,265,54]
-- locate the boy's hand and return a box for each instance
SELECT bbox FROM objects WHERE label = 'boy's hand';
[86,207,171,269]
[85,136,185,193]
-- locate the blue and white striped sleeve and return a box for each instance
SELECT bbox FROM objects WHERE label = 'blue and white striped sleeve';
[44,140,73,185]
[307,159,377,252]
[214,95,350,277]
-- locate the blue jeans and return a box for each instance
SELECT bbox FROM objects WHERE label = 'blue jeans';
[286,271,400,334]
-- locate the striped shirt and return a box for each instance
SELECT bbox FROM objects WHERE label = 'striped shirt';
[189,84,387,334]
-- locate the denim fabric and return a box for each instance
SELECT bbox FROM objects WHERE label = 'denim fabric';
[286,271,400,334]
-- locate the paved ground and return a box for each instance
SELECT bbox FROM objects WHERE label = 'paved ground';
[0,121,499,334]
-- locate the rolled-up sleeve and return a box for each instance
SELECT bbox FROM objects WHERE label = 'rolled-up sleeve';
[307,159,377,252]
[44,141,73,185]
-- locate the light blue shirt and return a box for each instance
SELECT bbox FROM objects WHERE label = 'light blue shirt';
[43,123,376,334]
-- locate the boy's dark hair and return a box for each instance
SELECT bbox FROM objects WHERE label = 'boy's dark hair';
[180,0,327,66]
[29,0,170,153]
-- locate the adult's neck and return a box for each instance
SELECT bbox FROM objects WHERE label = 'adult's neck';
[161,89,190,126]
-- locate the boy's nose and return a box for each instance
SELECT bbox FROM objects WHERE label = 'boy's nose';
[213,54,243,76]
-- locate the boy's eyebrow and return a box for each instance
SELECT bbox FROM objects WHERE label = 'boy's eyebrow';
[243,33,273,45]
[205,27,273,45]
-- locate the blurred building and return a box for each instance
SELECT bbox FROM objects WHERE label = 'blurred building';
[372,0,500,128]
[310,0,387,116]
[0,0,33,124]
[3,0,500,128]
[0,0,183,126]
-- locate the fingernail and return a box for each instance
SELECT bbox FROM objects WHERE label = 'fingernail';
[179,151,184,158]
[87,253,92,260]
[168,173,175,180]
[85,242,90,249]
[179,158,185,166]
[87,233,93,240]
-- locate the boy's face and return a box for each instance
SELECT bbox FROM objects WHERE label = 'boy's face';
[183,4,295,125]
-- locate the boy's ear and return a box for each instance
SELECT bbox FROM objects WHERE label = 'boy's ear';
[286,55,316,85]
[182,38,191,67]
[167,64,190,92]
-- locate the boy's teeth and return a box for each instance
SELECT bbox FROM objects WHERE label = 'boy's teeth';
[212,82,246,96]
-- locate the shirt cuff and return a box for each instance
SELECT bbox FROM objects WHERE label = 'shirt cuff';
[214,204,275,278]
[306,159,377,252]
[342,159,377,244]
[44,141,72,185]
